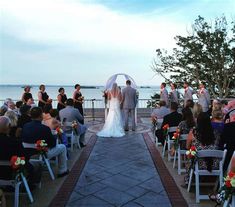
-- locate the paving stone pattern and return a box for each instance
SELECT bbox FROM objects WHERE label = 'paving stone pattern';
[66,133,172,207]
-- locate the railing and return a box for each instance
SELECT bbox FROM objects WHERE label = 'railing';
[0,99,154,109]
[1,98,234,109]
[1,98,234,119]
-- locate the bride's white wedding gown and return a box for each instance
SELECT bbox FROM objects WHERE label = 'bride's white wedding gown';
[97,96,125,137]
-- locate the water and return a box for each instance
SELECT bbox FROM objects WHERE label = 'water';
[0,85,160,101]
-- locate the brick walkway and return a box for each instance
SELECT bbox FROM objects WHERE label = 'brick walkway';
[50,123,188,207]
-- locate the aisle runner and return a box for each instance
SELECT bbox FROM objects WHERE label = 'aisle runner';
[66,133,173,207]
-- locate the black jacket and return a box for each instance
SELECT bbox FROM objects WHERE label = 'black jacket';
[22,120,56,159]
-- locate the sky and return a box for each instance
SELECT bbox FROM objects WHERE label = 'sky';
[0,0,235,86]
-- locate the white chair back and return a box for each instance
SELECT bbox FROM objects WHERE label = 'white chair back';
[188,149,227,203]
[0,160,34,206]
[22,142,36,149]
[168,126,178,133]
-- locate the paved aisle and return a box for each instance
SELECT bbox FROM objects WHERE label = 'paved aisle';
[66,133,172,207]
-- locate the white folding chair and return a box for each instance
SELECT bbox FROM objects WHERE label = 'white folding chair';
[162,126,178,161]
[22,142,55,180]
[154,118,163,147]
[63,122,81,151]
[173,134,188,175]
[187,149,227,203]
[0,161,34,207]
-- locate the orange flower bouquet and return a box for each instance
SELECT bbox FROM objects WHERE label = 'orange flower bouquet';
[162,124,169,136]
[71,121,79,136]
[172,128,180,149]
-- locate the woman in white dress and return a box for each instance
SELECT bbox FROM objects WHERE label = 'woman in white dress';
[97,83,125,137]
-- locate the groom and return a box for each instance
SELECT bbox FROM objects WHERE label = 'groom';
[121,80,137,131]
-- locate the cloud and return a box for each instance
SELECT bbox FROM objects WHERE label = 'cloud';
[1,0,187,52]
[1,0,234,85]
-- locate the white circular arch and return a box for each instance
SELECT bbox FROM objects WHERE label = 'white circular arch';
[105,73,137,90]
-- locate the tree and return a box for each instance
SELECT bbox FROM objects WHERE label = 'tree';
[152,15,235,98]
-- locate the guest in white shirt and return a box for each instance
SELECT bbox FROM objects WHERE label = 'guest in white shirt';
[151,100,170,123]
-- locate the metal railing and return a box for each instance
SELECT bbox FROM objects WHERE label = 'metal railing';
[0,99,154,109]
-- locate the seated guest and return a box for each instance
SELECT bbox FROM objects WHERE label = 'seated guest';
[50,109,60,121]
[18,105,32,128]
[192,103,203,122]
[22,107,69,177]
[7,101,17,113]
[185,113,218,184]
[185,99,194,110]
[42,104,60,130]
[211,109,224,146]
[59,99,87,147]
[155,102,182,145]
[4,111,20,138]
[15,101,23,115]
[219,112,235,171]
[223,100,235,122]
[0,116,42,186]
[0,105,7,116]
[17,105,32,138]
[26,98,36,108]
[3,98,12,107]
[178,107,195,134]
[151,100,170,124]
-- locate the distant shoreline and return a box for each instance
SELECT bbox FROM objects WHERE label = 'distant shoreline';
[0,84,158,88]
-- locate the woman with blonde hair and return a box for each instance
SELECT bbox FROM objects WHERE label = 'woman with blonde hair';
[192,103,203,121]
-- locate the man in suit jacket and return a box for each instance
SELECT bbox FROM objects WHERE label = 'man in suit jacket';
[198,82,210,112]
[59,98,87,147]
[121,80,137,131]
[183,82,194,107]
[0,116,42,184]
[160,82,169,107]
[22,107,69,177]
[156,102,182,145]
[169,83,179,105]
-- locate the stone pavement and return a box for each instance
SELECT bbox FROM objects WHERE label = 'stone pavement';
[49,120,187,207]
[66,133,172,207]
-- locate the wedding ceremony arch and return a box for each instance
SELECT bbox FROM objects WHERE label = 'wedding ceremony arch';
[104,73,138,124]
[105,73,137,90]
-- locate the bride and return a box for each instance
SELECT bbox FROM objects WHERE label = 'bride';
[97,83,125,137]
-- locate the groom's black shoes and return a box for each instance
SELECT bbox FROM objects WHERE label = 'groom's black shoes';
[125,129,129,132]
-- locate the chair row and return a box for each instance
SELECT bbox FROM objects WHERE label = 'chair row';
[0,122,81,207]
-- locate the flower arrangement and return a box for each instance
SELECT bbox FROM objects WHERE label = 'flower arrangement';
[10,156,26,180]
[72,120,78,135]
[10,156,26,170]
[172,128,180,149]
[186,145,197,169]
[211,171,235,204]
[55,127,64,142]
[162,124,169,136]
[35,140,48,155]
[56,127,63,135]
[186,146,197,159]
